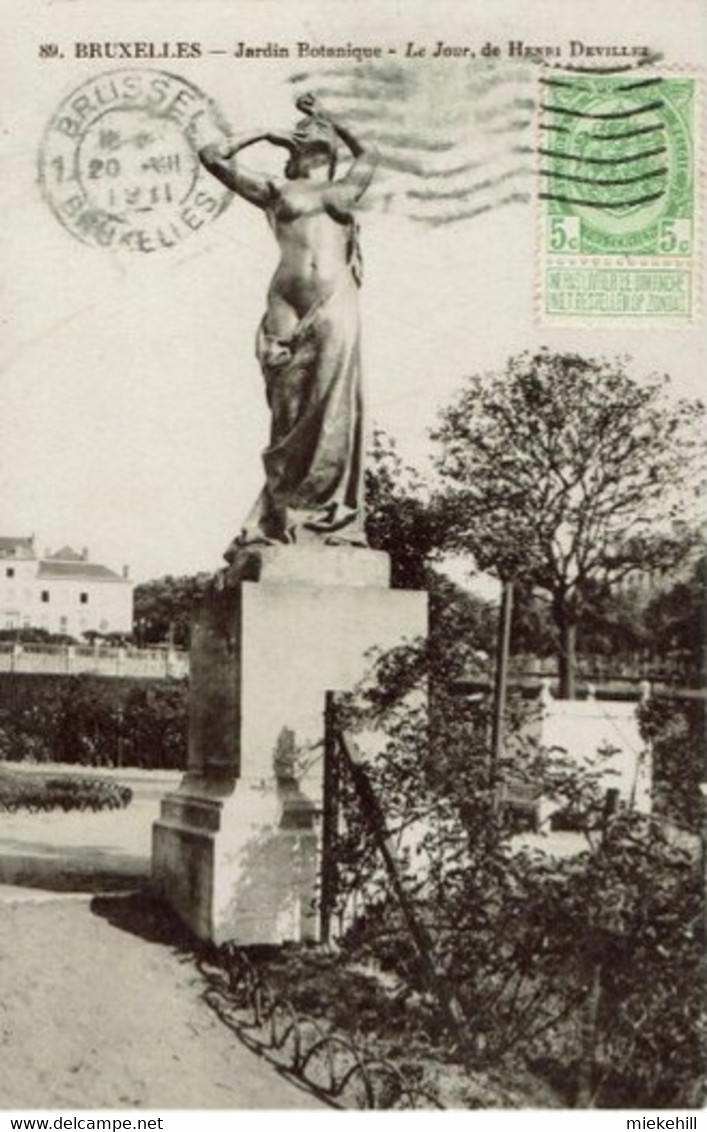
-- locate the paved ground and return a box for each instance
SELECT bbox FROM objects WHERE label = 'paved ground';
[0,767,324,1110]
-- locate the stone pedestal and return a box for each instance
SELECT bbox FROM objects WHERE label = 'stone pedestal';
[152,546,427,945]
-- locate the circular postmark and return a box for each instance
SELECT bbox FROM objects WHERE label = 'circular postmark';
[38,69,233,252]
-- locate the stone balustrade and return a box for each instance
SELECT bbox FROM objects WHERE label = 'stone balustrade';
[0,642,188,680]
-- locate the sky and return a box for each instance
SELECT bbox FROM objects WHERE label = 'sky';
[1,0,704,586]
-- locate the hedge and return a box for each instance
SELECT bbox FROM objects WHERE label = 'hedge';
[0,672,187,770]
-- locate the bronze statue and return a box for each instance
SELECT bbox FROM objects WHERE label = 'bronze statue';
[198,93,378,556]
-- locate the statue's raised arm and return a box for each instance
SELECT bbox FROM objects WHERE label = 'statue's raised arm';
[294,92,378,210]
[197,128,294,209]
[198,93,378,557]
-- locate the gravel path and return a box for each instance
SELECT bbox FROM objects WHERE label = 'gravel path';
[0,888,323,1109]
[0,771,323,1110]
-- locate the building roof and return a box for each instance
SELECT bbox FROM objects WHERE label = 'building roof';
[37,560,127,582]
[47,545,85,562]
[0,536,36,559]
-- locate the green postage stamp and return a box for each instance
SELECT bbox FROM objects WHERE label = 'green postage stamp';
[539,74,697,322]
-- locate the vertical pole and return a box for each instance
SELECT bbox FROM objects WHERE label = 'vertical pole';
[116,706,124,769]
[490,580,514,778]
[321,691,340,946]
[575,787,619,1108]
[700,784,707,910]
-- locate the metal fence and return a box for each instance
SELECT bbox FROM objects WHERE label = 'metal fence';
[197,944,443,1110]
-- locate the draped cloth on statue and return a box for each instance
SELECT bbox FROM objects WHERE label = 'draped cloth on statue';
[229,273,367,556]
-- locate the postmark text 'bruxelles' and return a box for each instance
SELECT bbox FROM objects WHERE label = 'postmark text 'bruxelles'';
[38,69,232,252]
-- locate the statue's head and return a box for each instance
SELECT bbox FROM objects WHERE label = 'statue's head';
[285,115,338,179]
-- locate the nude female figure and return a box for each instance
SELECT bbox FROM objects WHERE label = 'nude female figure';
[198,93,378,553]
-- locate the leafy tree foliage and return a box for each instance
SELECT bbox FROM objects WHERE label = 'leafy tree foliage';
[365,428,444,590]
[432,351,705,697]
[365,427,497,672]
[133,572,212,647]
[644,552,706,680]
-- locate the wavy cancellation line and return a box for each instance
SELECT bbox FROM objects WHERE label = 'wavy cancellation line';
[543,51,663,75]
[409,190,531,227]
[540,99,664,120]
[381,145,533,180]
[539,76,663,93]
[539,123,665,142]
[590,124,665,141]
[538,188,665,209]
[538,145,666,166]
[408,164,533,202]
[540,167,667,188]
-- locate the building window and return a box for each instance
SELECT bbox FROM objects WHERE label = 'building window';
[80,592,89,604]
[41,590,50,603]
[5,567,14,578]
[59,616,68,633]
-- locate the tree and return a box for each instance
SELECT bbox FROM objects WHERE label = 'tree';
[644,551,706,680]
[133,572,212,647]
[432,351,705,697]
[365,428,444,590]
[365,428,497,674]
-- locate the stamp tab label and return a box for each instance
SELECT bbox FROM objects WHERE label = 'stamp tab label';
[538,73,698,323]
[39,69,233,252]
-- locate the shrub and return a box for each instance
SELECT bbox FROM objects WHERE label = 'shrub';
[638,695,705,834]
[331,640,705,1107]
[0,768,132,812]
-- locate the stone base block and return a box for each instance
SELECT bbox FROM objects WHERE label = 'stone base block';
[153,775,318,945]
[225,544,390,588]
[153,550,427,946]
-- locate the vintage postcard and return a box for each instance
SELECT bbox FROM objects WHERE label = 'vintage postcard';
[0,0,704,1123]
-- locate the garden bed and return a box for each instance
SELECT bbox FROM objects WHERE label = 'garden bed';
[0,767,132,813]
[199,942,563,1109]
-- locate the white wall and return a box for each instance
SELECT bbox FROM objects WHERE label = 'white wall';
[536,681,652,816]
[1,558,39,630]
[35,578,133,636]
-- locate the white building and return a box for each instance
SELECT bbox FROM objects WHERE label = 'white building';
[0,535,133,638]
